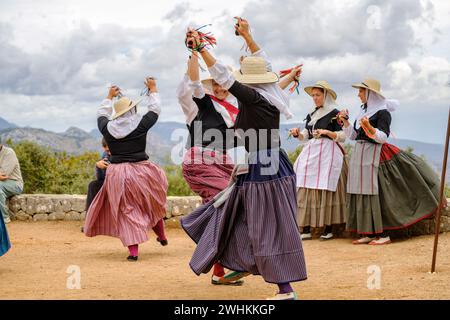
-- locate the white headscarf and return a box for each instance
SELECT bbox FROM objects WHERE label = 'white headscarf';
[355,90,399,129]
[307,91,338,126]
[107,106,142,139]
[247,83,294,120]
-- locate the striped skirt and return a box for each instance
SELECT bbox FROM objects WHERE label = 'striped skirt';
[346,143,442,234]
[0,214,11,257]
[84,160,168,247]
[181,149,307,284]
[297,157,348,228]
[182,147,234,204]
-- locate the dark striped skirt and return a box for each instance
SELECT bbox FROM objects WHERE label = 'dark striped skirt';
[346,143,442,234]
[1,213,11,256]
[181,148,307,284]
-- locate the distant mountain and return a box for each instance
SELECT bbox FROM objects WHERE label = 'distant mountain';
[1,117,447,181]
[0,117,17,131]
[0,120,186,165]
[0,126,100,154]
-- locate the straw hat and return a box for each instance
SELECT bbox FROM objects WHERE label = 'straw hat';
[304,80,337,100]
[351,78,385,98]
[233,56,279,84]
[112,97,141,120]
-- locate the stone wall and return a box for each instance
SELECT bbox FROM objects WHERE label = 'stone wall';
[6,194,450,237]
[6,194,202,224]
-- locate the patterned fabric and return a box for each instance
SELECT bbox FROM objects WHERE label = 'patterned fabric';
[297,158,348,228]
[347,141,382,195]
[346,143,442,234]
[181,149,307,284]
[294,138,344,191]
[182,147,234,204]
[84,160,168,247]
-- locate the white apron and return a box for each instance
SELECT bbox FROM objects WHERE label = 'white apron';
[347,141,382,195]
[294,138,344,192]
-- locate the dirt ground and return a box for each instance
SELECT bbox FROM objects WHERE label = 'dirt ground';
[1,221,450,300]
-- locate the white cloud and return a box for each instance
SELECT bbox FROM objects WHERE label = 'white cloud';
[0,0,449,144]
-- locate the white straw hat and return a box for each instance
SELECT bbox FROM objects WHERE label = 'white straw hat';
[233,56,279,84]
[304,80,337,100]
[351,78,385,99]
[112,97,141,120]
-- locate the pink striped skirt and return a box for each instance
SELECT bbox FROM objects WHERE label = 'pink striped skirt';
[84,160,168,247]
[182,147,234,204]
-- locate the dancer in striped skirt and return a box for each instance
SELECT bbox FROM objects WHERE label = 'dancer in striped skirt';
[181,18,307,300]
[290,81,347,241]
[339,78,442,245]
[176,52,246,285]
[84,78,168,261]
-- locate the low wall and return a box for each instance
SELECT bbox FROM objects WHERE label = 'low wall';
[6,194,202,226]
[6,194,450,237]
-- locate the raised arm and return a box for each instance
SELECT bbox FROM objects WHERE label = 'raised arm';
[176,70,198,125]
[234,17,260,54]
[279,65,302,90]
[138,77,161,131]
[187,54,206,99]
[97,86,120,134]
[142,77,161,115]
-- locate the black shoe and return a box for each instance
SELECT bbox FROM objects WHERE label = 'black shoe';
[127,255,138,261]
[80,227,84,233]
[157,237,168,246]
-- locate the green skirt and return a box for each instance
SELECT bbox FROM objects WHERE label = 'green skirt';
[346,143,442,234]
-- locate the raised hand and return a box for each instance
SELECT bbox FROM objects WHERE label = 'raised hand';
[185,28,201,51]
[107,86,121,100]
[234,17,250,37]
[144,77,158,93]
[290,65,303,81]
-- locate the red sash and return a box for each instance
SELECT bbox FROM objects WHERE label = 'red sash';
[209,95,239,123]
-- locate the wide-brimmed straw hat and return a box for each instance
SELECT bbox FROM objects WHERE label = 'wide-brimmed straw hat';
[304,80,337,100]
[112,97,141,120]
[233,56,279,84]
[351,78,385,98]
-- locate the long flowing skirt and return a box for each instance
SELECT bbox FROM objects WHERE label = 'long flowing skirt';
[182,147,234,204]
[297,158,348,228]
[84,160,168,247]
[346,143,442,234]
[181,149,307,284]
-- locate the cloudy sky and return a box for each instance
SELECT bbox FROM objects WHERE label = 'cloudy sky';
[0,0,449,144]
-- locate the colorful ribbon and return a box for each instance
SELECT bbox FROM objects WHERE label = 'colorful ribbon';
[185,24,217,53]
[279,66,302,94]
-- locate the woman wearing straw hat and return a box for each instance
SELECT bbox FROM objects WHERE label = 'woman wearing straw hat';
[84,79,169,261]
[339,78,441,245]
[181,18,307,300]
[289,80,347,241]
[176,51,245,285]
